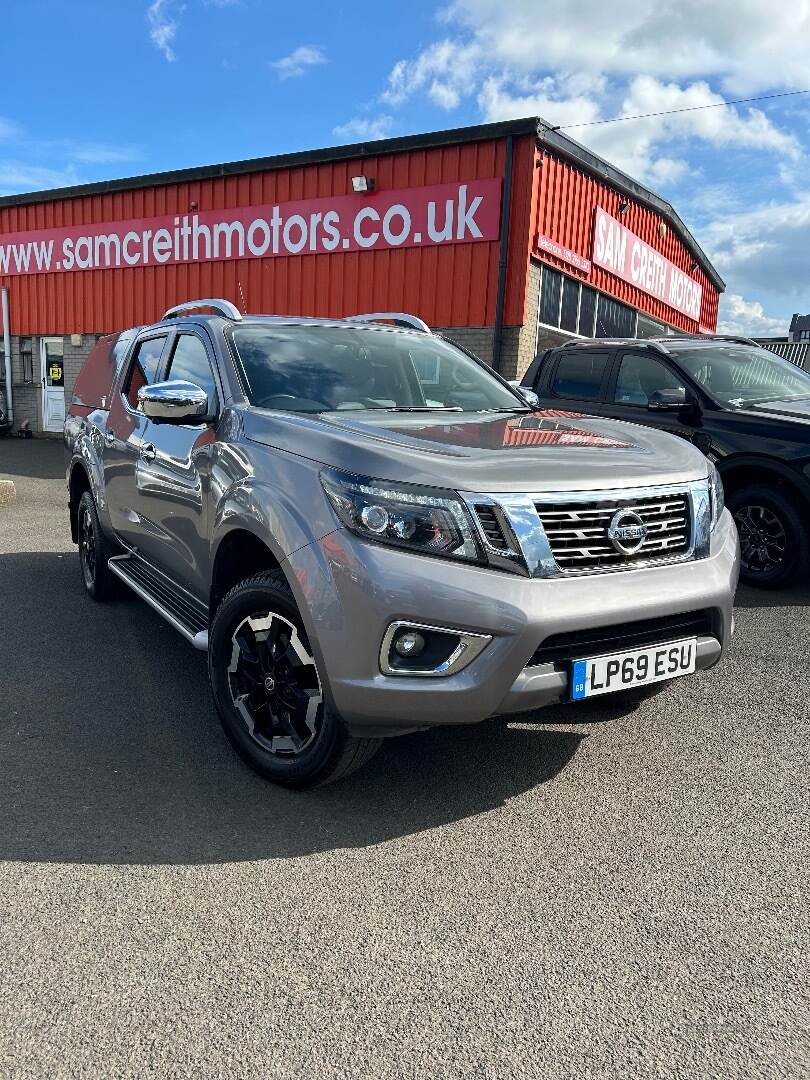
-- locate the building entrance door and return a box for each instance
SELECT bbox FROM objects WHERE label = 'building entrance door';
[40,337,66,432]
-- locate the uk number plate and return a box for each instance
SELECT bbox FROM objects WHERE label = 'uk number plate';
[570,637,697,700]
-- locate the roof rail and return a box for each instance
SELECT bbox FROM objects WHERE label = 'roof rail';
[697,334,758,347]
[346,312,432,334]
[560,337,671,357]
[162,298,242,321]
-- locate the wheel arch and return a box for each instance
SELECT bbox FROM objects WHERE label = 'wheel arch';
[210,527,286,617]
[716,454,810,515]
[68,460,92,543]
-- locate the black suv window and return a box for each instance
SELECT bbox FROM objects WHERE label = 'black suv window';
[614,353,686,406]
[166,333,218,414]
[551,351,611,401]
[124,335,168,410]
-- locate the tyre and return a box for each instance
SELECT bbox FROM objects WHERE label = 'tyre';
[77,489,124,601]
[208,570,381,789]
[727,484,808,589]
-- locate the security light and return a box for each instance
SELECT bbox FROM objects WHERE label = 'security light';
[618,202,629,215]
[351,175,375,194]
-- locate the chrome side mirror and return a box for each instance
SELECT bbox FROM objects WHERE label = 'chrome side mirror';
[138,380,209,423]
[514,384,541,409]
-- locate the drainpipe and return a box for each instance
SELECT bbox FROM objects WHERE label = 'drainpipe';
[491,134,515,374]
[1,287,11,424]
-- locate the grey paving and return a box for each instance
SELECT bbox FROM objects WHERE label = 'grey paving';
[0,438,807,1079]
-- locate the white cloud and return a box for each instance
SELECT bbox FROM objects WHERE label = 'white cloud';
[717,294,789,337]
[702,194,810,301]
[439,0,810,94]
[478,72,798,184]
[147,0,180,62]
[0,161,80,197]
[66,143,144,165]
[0,117,19,141]
[383,40,481,110]
[333,115,394,142]
[270,46,327,81]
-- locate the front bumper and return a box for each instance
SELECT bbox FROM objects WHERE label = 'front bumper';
[285,509,740,735]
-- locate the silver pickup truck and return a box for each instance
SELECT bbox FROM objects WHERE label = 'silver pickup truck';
[65,299,739,788]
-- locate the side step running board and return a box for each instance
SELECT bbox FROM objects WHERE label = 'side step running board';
[108,554,209,651]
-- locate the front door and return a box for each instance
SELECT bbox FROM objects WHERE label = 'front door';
[608,351,711,453]
[131,330,220,601]
[103,331,171,550]
[40,338,66,432]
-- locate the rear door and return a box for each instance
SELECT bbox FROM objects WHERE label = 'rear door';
[607,350,712,452]
[103,331,171,549]
[533,348,617,418]
[131,328,222,601]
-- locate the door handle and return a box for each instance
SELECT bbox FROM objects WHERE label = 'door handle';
[139,442,156,462]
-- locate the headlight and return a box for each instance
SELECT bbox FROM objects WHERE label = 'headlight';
[708,460,724,526]
[321,469,482,563]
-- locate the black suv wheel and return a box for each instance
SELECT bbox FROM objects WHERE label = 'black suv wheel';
[727,484,808,588]
[208,570,381,788]
[76,489,124,601]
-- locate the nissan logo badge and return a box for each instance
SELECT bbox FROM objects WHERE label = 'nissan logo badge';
[607,509,648,555]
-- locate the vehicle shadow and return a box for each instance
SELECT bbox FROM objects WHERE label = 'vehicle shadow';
[0,551,629,866]
[0,436,64,481]
[733,582,810,609]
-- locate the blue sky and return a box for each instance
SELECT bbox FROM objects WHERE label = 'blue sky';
[3,0,809,333]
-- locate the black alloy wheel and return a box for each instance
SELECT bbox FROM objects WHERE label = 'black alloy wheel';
[227,610,323,757]
[735,505,786,577]
[79,501,97,591]
[727,483,807,589]
[209,570,381,788]
[76,489,122,601]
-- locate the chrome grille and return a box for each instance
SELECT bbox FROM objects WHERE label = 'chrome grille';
[534,492,691,572]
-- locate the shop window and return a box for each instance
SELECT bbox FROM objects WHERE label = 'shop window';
[551,351,611,400]
[560,277,579,333]
[539,268,563,328]
[124,335,167,410]
[614,353,686,406]
[636,314,667,339]
[595,295,636,338]
[578,287,597,337]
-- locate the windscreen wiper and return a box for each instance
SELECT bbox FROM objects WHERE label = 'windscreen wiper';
[383,406,465,412]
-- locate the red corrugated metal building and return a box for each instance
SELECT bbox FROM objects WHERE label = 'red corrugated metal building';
[0,117,724,434]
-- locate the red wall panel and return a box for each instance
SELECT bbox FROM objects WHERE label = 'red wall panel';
[533,154,720,332]
[1,137,535,337]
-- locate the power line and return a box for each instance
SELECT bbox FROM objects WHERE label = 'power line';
[548,87,810,131]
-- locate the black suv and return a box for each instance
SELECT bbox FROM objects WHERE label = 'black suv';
[520,336,810,587]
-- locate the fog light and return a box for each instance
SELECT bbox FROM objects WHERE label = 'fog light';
[394,630,425,658]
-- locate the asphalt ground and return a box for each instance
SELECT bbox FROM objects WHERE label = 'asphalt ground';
[0,438,807,1079]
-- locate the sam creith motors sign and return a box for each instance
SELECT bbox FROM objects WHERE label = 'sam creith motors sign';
[0,180,501,277]
[591,207,703,322]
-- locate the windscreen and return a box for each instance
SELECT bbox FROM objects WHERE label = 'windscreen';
[229,325,524,413]
[671,344,810,407]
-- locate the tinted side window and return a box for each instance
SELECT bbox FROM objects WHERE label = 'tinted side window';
[614,353,685,406]
[166,334,218,413]
[124,336,167,409]
[551,351,610,400]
